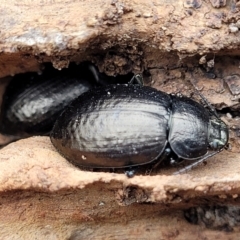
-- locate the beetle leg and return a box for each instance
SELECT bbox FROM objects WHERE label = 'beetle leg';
[87,63,100,83]
[147,148,173,175]
[170,157,184,166]
[86,63,113,86]
[129,74,144,86]
[173,150,223,175]
[152,147,172,169]
[125,168,137,178]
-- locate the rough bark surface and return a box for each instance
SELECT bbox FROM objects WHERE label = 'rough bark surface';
[1,137,240,239]
[1,0,240,76]
[1,0,240,239]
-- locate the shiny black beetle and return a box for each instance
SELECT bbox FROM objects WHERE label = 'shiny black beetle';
[50,76,229,176]
[0,63,133,138]
[0,63,102,137]
[0,74,92,137]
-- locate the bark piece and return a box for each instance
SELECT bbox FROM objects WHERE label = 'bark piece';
[0,0,239,77]
[0,137,239,238]
[0,136,239,205]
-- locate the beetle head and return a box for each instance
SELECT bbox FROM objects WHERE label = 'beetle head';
[208,118,229,150]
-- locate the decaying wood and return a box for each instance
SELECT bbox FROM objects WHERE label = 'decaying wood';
[1,137,240,239]
[2,137,240,206]
[1,0,240,76]
[1,0,240,239]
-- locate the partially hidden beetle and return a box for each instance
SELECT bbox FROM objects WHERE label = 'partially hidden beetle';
[0,63,135,139]
[0,64,101,138]
[50,76,229,176]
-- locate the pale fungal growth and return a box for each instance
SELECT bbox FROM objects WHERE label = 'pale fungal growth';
[199,55,207,65]
[229,23,239,33]
[226,113,232,119]
[207,59,215,68]
[235,20,240,29]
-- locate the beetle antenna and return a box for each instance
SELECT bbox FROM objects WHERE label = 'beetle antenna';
[87,63,100,83]
[87,63,112,86]
[129,74,144,86]
[196,89,220,119]
[172,150,223,175]
[189,70,220,119]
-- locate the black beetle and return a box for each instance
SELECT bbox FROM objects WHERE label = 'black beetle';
[0,64,101,137]
[0,63,134,139]
[50,80,229,176]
